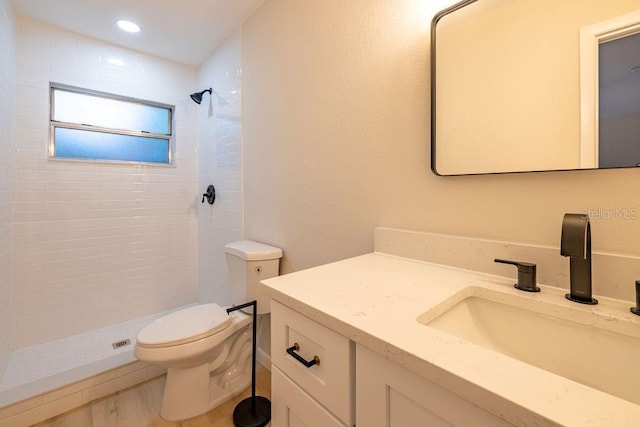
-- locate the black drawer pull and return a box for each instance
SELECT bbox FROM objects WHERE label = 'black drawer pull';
[286,343,320,368]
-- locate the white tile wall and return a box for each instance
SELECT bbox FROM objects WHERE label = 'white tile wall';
[12,17,200,348]
[196,30,244,304]
[0,0,16,378]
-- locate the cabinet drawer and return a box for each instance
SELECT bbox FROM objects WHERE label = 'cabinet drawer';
[272,366,346,427]
[271,301,353,426]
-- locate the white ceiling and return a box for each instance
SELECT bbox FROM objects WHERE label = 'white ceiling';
[11,0,268,66]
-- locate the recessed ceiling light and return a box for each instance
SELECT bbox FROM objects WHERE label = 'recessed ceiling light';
[117,20,140,33]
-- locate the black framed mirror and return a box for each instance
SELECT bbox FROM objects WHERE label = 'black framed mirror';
[431,0,640,175]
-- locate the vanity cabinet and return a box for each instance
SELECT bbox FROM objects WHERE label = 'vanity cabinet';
[271,367,346,427]
[356,344,510,427]
[271,300,507,427]
[271,301,354,427]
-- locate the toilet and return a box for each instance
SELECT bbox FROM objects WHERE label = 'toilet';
[134,240,283,421]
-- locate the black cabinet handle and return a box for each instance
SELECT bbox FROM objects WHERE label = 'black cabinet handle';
[286,343,320,368]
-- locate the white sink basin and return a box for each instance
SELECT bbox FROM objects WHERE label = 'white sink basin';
[417,286,640,405]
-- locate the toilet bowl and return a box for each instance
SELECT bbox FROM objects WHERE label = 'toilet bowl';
[135,303,252,421]
[134,240,282,421]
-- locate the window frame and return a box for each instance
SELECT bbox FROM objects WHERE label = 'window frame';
[49,82,175,166]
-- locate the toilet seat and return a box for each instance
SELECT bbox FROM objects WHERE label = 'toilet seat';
[137,303,232,348]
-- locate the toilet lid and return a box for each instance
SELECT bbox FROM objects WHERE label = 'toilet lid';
[136,303,232,348]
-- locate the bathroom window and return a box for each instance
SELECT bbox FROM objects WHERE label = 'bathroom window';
[49,83,174,165]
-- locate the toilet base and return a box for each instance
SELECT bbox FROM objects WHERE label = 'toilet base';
[158,325,253,422]
[161,364,211,421]
[160,365,253,422]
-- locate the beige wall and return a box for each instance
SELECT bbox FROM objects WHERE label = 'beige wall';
[242,0,640,300]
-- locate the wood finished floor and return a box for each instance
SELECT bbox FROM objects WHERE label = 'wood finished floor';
[33,364,271,427]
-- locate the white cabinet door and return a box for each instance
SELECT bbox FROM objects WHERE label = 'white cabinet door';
[356,344,512,427]
[271,366,346,427]
[271,301,354,425]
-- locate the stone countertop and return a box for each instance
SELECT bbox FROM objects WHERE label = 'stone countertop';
[259,252,640,427]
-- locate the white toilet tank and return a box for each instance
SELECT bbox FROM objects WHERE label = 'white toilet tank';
[224,240,283,315]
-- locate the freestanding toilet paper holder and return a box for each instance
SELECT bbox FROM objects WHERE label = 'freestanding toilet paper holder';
[226,300,270,427]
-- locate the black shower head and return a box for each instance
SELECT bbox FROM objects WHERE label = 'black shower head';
[190,88,212,104]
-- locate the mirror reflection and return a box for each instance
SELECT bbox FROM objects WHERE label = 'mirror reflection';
[432,0,640,175]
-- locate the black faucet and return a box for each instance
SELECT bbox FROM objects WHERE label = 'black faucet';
[494,259,539,292]
[561,213,598,305]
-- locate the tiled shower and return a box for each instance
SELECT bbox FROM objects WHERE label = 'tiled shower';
[12,16,198,349]
[0,0,244,386]
[0,0,16,382]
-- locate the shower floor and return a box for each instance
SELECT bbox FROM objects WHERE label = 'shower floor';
[0,305,193,409]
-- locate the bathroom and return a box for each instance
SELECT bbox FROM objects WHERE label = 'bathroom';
[1,0,640,425]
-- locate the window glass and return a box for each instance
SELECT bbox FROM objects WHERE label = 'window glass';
[50,84,173,164]
[53,90,170,135]
[54,128,170,164]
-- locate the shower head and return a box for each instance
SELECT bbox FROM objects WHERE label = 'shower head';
[190,88,212,105]
[190,88,229,107]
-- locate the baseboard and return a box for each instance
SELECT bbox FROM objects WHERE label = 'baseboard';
[256,347,271,371]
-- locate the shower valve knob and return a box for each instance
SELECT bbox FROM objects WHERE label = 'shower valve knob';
[201,185,216,205]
